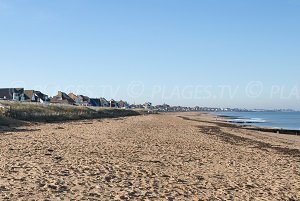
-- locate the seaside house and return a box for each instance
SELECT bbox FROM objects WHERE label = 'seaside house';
[89,98,101,107]
[109,99,117,108]
[24,90,49,103]
[130,104,143,109]
[143,102,152,109]
[153,104,171,112]
[50,91,75,105]
[68,93,90,106]
[78,95,90,106]
[68,93,80,103]
[118,100,129,109]
[0,88,25,101]
[99,98,110,107]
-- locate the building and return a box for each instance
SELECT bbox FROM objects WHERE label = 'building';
[50,91,75,105]
[0,88,25,101]
[109,99,117,108]
[24,90,49,103]
[99,98,110,107]
[68,93,90,106]
[78,95,90,106]
[129,104,143,109]
[89,98,101,107]
[118,100,129,108]
[143,102,152,109]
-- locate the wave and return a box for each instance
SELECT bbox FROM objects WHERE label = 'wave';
[225,118,266,124]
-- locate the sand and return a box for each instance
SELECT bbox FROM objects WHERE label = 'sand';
[0,113,299,200]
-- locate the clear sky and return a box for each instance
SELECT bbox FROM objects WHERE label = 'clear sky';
[0,0,300,109]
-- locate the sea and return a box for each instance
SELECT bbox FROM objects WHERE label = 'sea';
[215,111,300,131]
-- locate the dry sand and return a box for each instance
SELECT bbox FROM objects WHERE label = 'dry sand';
[0,113,299,200]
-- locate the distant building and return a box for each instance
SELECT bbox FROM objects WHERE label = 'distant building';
[118,100,129,108]
[89,98,101,107]
[130,104,143,109]
[99,98,110,107]
[78,95,90,106]
[143,102,152,109]
[68,93,80,103]
[69,93,90,106]
[109,99,117,108]
[24,90,49,103]
[0,88,25,101]
[50,91,75,105]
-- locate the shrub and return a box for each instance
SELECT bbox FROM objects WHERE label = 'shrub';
[0,101,141,123]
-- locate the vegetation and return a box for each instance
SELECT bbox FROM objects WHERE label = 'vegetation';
[0,101,141,123]
[0,111,5,124]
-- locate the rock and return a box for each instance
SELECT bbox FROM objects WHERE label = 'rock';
[48,185,57,190]
[57,186,69,193]
[167,196,175,201]
[128,191,138,197]
[0,186,10,192]
[54,156,63,161]
[120,195,129,200]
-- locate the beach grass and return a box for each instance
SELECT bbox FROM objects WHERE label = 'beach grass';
[0,101,141,123]
[0,109,8,126]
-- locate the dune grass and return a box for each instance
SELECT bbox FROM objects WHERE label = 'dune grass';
[0,109,6,125]
[0,101,141,123]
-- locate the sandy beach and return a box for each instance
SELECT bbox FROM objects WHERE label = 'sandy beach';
[0,112,299,200]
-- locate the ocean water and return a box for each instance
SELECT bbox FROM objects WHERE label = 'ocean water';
[215,111,300,130]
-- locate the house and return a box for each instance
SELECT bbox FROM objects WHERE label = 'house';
[24,90,49,103]
[118,100,129,108]
[68,93,80,103]
[99,98,110,107]
[154,103,171,111]
[109,99,117,108]
[89,98,101,107]
[78,95,90,106]
[143,102,152,109]
[0,88,25,101]
[130,104,143,109]
[68,93,90,106]
[50,91,75,105]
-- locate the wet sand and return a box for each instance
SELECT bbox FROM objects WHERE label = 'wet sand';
[0,113,299,200]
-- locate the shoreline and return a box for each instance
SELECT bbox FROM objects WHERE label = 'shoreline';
[212,113,300,136]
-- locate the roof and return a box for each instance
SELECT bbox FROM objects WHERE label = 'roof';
[24,90,48,101]
[99,97,109,103]
[35,91,48,100]
[24,90,34,100]
[53,91,75,104]
[78,95,90,102]
[68,93,90,102]
[68,93,79,101]
[0,88,24,99]
[89,98,101,107]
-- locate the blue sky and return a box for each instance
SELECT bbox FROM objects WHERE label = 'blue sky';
[0,0,300,109]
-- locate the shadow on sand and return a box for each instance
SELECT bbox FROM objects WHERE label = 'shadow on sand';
[0,117,40,134]
[0,127,41,134]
